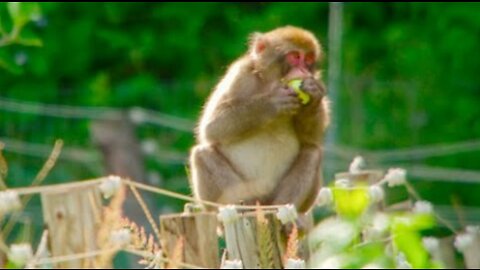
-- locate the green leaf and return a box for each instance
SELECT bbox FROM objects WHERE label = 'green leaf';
[391,214,436,268]
[5,260,22,269]
[7,2,42,30]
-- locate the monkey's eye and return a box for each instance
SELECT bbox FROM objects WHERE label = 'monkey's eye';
[286,51,301,66]
[305,52,315,66]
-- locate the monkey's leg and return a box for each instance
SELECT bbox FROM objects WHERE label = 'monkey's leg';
[269,145,323,213]
[190,144,253,206]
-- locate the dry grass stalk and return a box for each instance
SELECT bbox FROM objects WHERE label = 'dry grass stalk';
[95,185,126,267]
[26,229,49,268]
[256,203,274,268]
[2,139,63,238]
[121,217,161,268]
[283,223,299,264]
[128,183,162,244]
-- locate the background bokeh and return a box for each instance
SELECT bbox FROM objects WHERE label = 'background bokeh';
[1,2,480,247]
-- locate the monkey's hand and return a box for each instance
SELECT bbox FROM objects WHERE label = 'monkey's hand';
[300,77,326,105]
[268,83,302,116]
[292,78,328,145]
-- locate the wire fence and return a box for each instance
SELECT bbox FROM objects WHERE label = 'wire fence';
[1,95,480,183]
[1,95,480,268]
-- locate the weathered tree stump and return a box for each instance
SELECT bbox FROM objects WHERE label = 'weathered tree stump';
[159,211,219,268]
[41,185,102,268]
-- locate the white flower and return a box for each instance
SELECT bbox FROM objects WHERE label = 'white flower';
[349,156,366,173]
[0,190,21,215]
[373,213,390,231]
[8,243,33,266]
[396,252,412,269]
[310,218,356,249]
[413,201,433,214]
[110,228,131,247]
[316,187,333,206]
[129,107,147,123]
[319,256,342,269]
[99,175,122,199]
[285,258,306,269]
[422,237,439,253]
[454,233,474,252]
[364,213,390,240]
[335,178,351,188]
[276,204,298,224]
[368,185,384,203]
[217,205,239,224]
[221,259,243,269]
[383,168,406,187]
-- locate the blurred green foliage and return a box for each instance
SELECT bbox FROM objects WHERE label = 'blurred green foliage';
[310,187,439,268]
[1,3,480,268]
[1,2,480,229]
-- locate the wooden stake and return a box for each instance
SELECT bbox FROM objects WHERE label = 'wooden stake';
[41,185,102,268]
[160,211,219,268]
[434,236,456,269]
[222,210,284,269]
[335,170,384,185]
[463,230,480,269]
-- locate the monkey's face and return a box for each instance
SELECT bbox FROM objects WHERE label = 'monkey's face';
[282,50,316,81]
[250,26,322,82]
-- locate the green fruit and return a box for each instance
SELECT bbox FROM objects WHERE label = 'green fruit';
[287,79,310,105]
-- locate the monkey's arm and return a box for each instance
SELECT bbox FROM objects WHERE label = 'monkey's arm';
[293,78,329,146]
[268,145,322,212]
[202,94,276,144]
[203,81,299,144]
[269,78,327,211]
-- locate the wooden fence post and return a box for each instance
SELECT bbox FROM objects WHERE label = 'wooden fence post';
[220,209,285,269]
[41,185,102,268]
[436,236,456,269]
[159,210,219,268]
[0,230,4,267]
[335,170,384,185]
[462,228,480,269]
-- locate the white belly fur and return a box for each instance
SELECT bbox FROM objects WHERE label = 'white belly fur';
[221,120,300,197]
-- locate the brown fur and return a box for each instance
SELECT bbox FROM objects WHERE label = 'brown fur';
[190,26,329,213]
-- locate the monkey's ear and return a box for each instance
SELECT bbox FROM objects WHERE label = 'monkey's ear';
[249,32,269,60]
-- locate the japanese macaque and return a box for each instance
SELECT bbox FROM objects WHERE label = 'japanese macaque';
[190,26,329,214]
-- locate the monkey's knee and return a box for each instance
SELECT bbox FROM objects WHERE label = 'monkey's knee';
[190,144,247,205]
[190,145,221,202]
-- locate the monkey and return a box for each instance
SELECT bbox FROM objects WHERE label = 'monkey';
[189,26,329,215]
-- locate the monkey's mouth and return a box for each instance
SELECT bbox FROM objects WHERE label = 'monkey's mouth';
[284,67,310,81]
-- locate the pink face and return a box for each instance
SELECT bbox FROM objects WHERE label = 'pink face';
[284,50,315,80]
